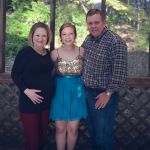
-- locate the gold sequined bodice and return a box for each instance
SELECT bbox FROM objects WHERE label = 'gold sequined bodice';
[54,55,84,76]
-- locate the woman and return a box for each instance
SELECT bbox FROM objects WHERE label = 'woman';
[11,22,55,150]
[49,23,88,150]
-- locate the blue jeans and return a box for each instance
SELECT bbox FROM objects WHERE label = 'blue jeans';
[86,89,118,150]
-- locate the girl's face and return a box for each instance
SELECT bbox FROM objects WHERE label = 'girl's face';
[61,27,76,46]
[33,27,48,48]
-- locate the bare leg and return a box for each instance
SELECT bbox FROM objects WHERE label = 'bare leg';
[55,120,67,150]
[66,120,80,150]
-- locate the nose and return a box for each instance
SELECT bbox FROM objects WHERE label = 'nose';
[91,23,96,28]
[66,34,70,38]
[39,36,42,40]
[40,36,45,41]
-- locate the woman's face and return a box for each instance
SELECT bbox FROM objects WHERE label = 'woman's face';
[33,27,48,48]
[61,27,76,46]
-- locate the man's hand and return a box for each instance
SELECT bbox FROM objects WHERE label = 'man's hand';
[95,92,111,109]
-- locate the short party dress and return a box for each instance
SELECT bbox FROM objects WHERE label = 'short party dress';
[50,47,88,121]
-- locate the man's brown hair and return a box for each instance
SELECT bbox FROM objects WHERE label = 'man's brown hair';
[86,9,105,21]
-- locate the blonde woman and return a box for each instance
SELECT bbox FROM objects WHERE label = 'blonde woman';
[11,22,55,150]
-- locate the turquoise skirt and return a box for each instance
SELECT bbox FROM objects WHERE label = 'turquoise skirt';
[50,75,88,121]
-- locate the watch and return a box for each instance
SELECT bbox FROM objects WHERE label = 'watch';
[105,91,112,96]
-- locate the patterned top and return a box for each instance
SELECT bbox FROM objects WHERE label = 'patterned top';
[81,27,127,92]
[54,48,84,76]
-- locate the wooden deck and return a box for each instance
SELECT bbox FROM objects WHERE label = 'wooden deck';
[0,149,24,150]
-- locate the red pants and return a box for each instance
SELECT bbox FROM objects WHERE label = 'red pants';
[20,108,50,150]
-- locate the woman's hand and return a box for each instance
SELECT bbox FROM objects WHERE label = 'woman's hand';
[24,88,44,104]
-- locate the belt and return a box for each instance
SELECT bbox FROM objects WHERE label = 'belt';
[85,86,106,91]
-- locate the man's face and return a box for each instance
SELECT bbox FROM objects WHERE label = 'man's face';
[86,13,106,39]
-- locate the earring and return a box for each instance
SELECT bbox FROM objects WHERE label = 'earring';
[74,40,77,45]
[61,41,64,47]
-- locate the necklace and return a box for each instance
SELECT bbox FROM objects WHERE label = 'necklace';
[32,46,47,56]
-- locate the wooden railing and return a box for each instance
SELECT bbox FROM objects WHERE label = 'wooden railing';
[0,74,150,150]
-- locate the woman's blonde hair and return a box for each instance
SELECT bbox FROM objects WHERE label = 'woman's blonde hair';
[28,22,52,45]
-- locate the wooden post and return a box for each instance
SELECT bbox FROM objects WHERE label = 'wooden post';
[50,0,55,52]
[94,0,106,19]
[148,33,150,77]
[0,0,6,73]
[102,0,106,19]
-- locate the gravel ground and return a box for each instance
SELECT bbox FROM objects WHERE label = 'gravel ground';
[5,51,149,77]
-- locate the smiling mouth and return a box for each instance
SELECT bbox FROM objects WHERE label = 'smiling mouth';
[37,41,44,43]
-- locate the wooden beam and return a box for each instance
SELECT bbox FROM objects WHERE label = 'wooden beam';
[126,76,150,87]
[0,0,6,73]
[1,75,150,87]
[148,33,150,77]
[0,73,13,83]
[102,0,106,19]
[50,0,55,52]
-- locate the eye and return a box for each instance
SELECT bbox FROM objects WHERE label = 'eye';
[62,34,66,35]
[95,22,99,25]
[88,22,92,25]
[36,35,39,37]
[70,33,73,35]
[42,35,47,37]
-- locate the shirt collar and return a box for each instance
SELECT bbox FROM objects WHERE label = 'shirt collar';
[89,26,108,41]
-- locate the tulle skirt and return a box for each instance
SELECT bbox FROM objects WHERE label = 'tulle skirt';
[49,75,88,121]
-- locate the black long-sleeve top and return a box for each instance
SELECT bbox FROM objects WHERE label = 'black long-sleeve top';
[11,46,55,113]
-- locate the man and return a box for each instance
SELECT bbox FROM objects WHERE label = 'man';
[82,9,127,150]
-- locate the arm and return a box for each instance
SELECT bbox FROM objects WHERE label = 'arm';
[80,46,84,57]
[50,49,58,78]
[107,39,128,91]
[51,68,55,78]
[11,48,43,104]
[95,39,127,109]
[11,48,28,93]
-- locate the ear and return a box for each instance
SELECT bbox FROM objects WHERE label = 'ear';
[103,20,107,26]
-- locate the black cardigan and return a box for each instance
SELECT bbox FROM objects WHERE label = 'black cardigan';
[11,46,55,113]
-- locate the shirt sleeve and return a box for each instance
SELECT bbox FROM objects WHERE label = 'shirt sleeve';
[11,47,29,93]
[107,39,128,92]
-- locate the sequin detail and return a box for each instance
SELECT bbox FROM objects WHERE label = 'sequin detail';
[54,55,84,76]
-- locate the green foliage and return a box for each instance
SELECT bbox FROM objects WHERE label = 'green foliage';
[5,1,51,58]
[132,29,149,51]
[5,0,150,58]
[55,1,88,46]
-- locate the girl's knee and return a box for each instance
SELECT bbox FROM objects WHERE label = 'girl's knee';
[56,126,66,135]
[68,128,78,136]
